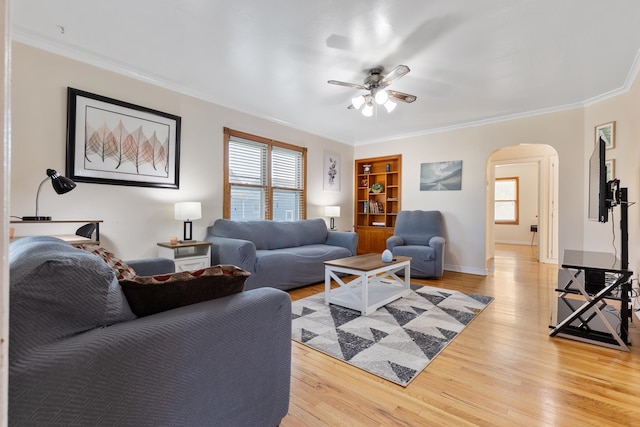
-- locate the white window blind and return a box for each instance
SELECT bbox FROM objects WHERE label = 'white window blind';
[272,147,304,221]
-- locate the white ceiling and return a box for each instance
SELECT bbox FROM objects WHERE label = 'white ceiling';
[11,0,640,146]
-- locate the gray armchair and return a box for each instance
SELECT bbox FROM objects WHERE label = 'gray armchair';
[386,210,446,278]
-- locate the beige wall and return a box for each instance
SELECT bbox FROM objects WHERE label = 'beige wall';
[355,109,584,274]
[355,72,640,274]
[11,41,640,275]
[10,42,354,260]
[583,84,640,276]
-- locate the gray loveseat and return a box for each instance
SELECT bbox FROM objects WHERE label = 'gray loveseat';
[9,236,291,427]
[204,218,358,290]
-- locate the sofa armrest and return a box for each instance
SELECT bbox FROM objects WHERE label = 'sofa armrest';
[386,235,405,250]
[205,236,257,273]
[9,288,291,427]
[126,257,175,276]
[429,236,446,276]
[429,236,446,250]
[325,231,358,255]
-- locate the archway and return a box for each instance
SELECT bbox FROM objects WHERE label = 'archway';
[485,144,559,270]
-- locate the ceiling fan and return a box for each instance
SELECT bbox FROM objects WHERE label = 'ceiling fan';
[328,65,417,116]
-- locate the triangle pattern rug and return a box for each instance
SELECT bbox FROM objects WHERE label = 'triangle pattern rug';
[291,285,493,387]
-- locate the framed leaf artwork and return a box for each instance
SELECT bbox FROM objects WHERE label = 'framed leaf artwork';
[66,87,181,189]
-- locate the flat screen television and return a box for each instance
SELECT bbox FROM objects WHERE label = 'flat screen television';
[588,136,610,223]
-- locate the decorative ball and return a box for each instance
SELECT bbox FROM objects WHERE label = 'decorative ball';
[381,249,393,263]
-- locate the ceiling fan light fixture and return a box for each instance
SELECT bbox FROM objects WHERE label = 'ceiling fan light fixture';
[374,90,389,105]
[351,95,365,109]
[383,99,397,113]
[362,102,374,117]
[328,64,415,116]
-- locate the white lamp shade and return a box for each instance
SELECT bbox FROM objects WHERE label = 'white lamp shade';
[325,206,341,218]
[174,202,202,220]
[351,95,365,109]
[362,102,374,117]
[374,90,389,105]
[384,99,397,113]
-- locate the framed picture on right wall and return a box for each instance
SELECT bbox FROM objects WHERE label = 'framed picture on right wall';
[605,159,615,182]
[595,121,616,149]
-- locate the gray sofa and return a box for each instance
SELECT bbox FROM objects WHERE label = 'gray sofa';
[9,236,291,427]
[204,218,358,290]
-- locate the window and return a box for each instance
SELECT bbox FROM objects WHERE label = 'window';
[495,177,519,224]
[224,128,306,221]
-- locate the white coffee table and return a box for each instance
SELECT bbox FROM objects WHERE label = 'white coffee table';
[324,253,412,315]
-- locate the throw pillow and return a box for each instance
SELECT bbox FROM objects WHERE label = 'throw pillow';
[77,244,137,280]
[119,265,250,317]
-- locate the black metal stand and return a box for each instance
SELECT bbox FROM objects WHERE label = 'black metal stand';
[551,181,633,350]
[619,186,628,270]
[551,250,632,351]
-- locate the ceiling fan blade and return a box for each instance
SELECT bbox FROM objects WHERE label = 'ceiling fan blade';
[388,90,417,103]
[327,80,367,90]
[379,65,410,87]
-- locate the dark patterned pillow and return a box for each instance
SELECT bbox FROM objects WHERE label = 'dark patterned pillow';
[77,244,137,280]
[119,265,250,317]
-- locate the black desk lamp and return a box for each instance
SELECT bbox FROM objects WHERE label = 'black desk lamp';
[22,169,76,221]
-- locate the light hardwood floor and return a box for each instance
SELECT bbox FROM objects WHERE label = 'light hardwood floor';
[282,244,640,426]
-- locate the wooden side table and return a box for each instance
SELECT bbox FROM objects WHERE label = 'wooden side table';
[157,241,212,272]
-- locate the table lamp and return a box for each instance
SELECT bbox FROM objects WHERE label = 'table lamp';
[325,206,340,230]
[175,202,201,241]
[22,169,77,221]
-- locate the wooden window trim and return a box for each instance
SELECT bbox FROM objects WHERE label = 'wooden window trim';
[224,127,307,220]
[495,176,519,225]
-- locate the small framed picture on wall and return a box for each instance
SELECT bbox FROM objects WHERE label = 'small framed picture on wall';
[323,151,340,192]
[605,159,615,182]
[595,121,615,149]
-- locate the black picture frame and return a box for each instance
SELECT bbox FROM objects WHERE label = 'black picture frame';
[66,87,181,189]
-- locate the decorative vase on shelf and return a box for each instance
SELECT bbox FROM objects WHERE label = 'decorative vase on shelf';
[370,183,384,193]
[381,249,393,263]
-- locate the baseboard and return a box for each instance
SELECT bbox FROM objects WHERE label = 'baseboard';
[495,240,537,246]
[444,264,488,276]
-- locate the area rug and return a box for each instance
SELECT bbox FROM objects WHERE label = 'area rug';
[291,285,493,386]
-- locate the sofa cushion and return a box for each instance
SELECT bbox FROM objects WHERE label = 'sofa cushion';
[210,218,329,250]
[75,244,137,279]
[9,236,136,361]
[265,219,328,249]
[210,219,270,249]
[119,265,250,317]
[391,245,436,261]
[394,210,443,246]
